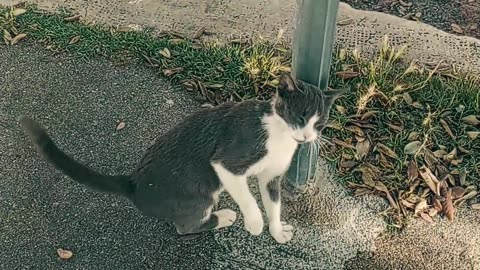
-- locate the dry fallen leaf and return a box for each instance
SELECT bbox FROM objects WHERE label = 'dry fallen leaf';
[333,138,355,149]
[451,186,465,200]
[64,14,81,22]
[433,197,443,212]
[414,198,428,216]
[57,248,73,260]
[376,143,398,159]
[471,204,480,210]
[69,35,80,45]
[399,0,412,7]
[419,212,434,223]
[404,141,422,155]
[360,110,378,121]
[116,121,126,131]
[467,131,479,140]
[340,161,358,169]
[335,71,359,79]
[192,26,206,39]
[10,33,27,45]
[356,139,370,161]
[335,105,346,115]
[439,119,455,139]
[159,48,171,58]
[401,199,416,209]
[440,183,455,221]
[428,208,438,218]
[12,8,27,17]
[163,67,183,76]
[418,166,440,196]
[451,23,463,34]
[402,92,413,105]
[462,115,480,126]
[407,160,419,182]
[337,18,354,26]
[374,181,398,209]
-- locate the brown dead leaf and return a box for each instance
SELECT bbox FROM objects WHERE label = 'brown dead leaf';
[440,183,455,221]
[418,166,440,196]
[57,248,73,260]
[402,92,413,105]
[451,23,464,34]
[408,131,420,141]
[433,149,447,158]
[376,143,398,159]
[467,131,479,140]
[451,186,465,200]
[333,138,355,149]
[414,198,428,216]
[462,115,480,126]
[404,141,423,155]
[337,18,354,26]
[64,14,81,22]
[116,121,126,131]
[192,26,206,39]
[360,110,378,121]
[346,125,365,137]
[354,187,374,197]
[387,123,404,132]
[10,33,26,45]
[335,71,359,79]
[399,0,412,7]
[163,67,184,76]
[428,208,438,218]
[340,161,358,169]
[159,48,171,58]
[407,160,419,182]
[433,197,443,212]
[412,102,424,110]
[439,119,455,139]
[335,105,346,115]
[419,212,434,223]
[401,199,416,209]
[374,181,398,209]
[356,139,370,161]
[69,35,80,45]
[12,8,27,17]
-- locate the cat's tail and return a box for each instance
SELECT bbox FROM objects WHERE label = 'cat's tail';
[19,116,135,198]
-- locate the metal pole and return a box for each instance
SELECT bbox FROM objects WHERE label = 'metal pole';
[285,0,340,192]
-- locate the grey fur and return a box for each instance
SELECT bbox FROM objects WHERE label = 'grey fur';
[267,177,281,202]
[19,73,345,236]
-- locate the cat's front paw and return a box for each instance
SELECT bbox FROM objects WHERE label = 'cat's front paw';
[269,222,294,244]
[243,208,264,236]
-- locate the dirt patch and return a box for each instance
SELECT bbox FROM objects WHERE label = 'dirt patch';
[343,0,480,39]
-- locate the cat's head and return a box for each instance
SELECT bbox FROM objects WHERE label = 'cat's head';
[273,73,346,144]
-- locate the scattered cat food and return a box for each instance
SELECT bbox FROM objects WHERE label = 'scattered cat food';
[116,121,126,131]
[56,248,73,260]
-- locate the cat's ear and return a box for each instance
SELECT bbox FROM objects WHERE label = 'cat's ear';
[277,73,297,97]
[323,88,348,107]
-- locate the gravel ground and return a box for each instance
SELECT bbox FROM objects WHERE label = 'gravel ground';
[0,42,218,270]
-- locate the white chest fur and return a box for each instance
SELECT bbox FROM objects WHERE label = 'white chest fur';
[246,113,298,178]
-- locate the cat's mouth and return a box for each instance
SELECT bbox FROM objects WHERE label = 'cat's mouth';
[293,138,306,144]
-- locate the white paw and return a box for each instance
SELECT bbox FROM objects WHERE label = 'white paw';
[269,222,294,244]
[243,209,264,236]
[214,209,237,229]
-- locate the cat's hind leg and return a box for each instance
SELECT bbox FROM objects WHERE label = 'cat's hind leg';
[174,208,237,235]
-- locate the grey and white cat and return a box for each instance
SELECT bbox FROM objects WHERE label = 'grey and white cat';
[19,73,345,244]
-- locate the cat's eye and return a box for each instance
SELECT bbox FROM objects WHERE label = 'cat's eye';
[298,116,306,125]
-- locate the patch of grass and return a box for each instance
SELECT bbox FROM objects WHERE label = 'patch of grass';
[1,4,479,229]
